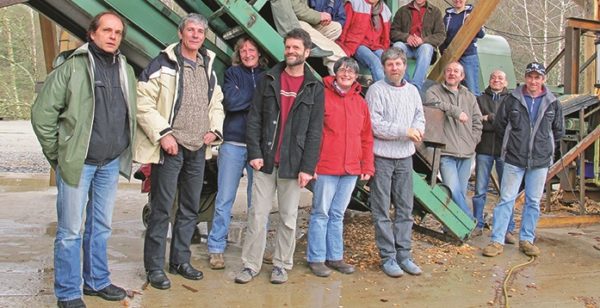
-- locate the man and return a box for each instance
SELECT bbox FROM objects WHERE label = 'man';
[483,62,564,257]
[271,0,347,74]
[391,0,445,90]
[31,11,136,308]
[135,13,224,289]
[472,70,516,244]
[236,28,324,284]
[367,47,425,278]
[425,62,482,219]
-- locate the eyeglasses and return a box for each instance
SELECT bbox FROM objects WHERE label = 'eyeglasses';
[337,68,357,76]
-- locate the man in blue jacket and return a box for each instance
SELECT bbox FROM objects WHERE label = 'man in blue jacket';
[483,62,564,257]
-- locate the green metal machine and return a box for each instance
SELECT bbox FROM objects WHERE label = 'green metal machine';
[27,0,479,242]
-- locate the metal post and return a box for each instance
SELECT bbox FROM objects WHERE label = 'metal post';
[579,109,587,213]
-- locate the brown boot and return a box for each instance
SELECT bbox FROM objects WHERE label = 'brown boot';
[504,231,517,245]
[308,262,332,277]
[325,260,355,274]
[209,253,225,270]
[482,242,504,257]
[519,241,540,256]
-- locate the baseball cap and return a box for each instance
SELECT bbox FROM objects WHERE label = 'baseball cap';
[525,62,546,76]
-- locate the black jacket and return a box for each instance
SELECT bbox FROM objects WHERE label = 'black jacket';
[475,86,509,157]
[495,86,565,169]
[246,62,324,178]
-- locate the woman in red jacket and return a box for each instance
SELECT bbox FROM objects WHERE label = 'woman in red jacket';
[306,57,375,277]
[336,0,392,82]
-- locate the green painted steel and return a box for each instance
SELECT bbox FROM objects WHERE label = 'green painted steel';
[412,173,476,241]
[477,35,518,90]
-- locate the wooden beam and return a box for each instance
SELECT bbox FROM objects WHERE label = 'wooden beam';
[566,17,600,32]
[427,0,501,82]
[538,215,600,228]
[564,26,581,94]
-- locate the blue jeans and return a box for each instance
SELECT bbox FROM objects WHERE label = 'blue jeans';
[207,143,253,253]
[459,53,481,96]
[307,175,357,262]
[354,45,384,82]
[392,42,434,90]
[472,154,515,231]
[54,158,120,301]
[491,163,548,244]
[370,156,414,262]
[440,155,474,219]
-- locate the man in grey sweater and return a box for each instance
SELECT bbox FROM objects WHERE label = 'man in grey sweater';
[366,47,425,278]
[425,61,482,219]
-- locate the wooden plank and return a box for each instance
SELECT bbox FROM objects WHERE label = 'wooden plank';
[538,215,600,228]
[566,17,600,32]
[427,0,501,82]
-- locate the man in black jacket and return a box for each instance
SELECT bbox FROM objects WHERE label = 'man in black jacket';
[236,28,324,284]
[483,63,564,257]
[472,70,516,244]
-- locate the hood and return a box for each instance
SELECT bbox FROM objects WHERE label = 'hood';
[323,75,362,95]
[484,86,509,96]
[445,4,474,15]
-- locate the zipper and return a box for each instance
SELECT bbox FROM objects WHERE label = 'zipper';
[83,47,96,161]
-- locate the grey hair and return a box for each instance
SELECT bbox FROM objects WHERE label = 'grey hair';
[381,47,407,66]
[333,57,360,75]
[178,13,208,33]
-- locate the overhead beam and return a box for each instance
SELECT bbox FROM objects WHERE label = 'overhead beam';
[427,0,501,82]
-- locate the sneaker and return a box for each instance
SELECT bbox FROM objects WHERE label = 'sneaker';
[471,227,483,237]
[399,259,422,276]
[519,241,540,256]
[325,260,355,274]
[308,262,332,277]
[482,242,504,257]
[270,266,288,284]
[381,258,404,278]
[209,253,225,270]
[505,231,517,245]
[234,267,258,284]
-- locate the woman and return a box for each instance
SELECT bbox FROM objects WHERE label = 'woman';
[306,57,374,277]
[440,0,485,95]
[207,37,267,270]
[336,0,391,82]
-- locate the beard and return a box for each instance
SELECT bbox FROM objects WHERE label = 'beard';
[285,52,306,67]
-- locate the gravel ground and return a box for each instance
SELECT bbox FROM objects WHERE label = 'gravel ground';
[0,120,50,173]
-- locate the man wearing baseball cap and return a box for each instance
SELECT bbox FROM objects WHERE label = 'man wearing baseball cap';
[482,62,564,257]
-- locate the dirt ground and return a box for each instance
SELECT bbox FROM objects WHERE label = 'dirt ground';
[1,120,599,307]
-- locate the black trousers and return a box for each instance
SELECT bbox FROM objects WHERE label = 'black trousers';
[144,145,206,270]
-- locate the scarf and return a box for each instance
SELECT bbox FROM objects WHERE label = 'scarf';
[371,0,383,32]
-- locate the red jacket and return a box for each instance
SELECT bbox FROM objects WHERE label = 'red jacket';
[336,0,392,56]
[316,76,375,176]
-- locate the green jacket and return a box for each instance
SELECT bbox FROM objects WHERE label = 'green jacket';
[31,43,137,186]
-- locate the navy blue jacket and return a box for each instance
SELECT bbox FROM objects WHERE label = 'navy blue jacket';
[309,0,346,26]
[222,65,265,143]
[440,5,484,56]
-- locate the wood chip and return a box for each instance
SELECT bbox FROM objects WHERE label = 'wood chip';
[182,284,199,293]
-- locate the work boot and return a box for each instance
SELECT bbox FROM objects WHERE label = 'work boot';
[505,231,517,245]
[471,227,483,237]
[209,253,225,270]
[146,269,171,290]
[168,262,203,280]
[234,267,259,284]
[57,298,86,308]
[308,262,332,277]
[325,260,355,274]
[83,284,126,301]
[482,242,504,257]
[309,44,333,58]
[270,266,288,284]
[519,241,541,256]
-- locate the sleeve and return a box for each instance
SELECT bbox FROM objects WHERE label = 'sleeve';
[366,87,408,140]
[390,7,409,43]
[291,0,322,25]
[360,102,375,175]
[208,72,225,141]
[136,64,172,144]
[552,100,565,141]
[222,67,253,112]
[30,63,70,167]
[471,97,483,145]
[299,83,325,175]
[424,86,462,119]
[412,93,426,134]
[423,8,447,47]
[494,98,509,138]
[334,0,346,26]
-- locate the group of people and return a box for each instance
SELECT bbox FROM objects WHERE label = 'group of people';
[30,4,564,308]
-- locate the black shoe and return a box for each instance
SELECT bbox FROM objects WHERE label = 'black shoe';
[309,44,333,58]
[146,269,171,290]
[57,298,86,308]
[168,262,204,280]
[83,284,126,301]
